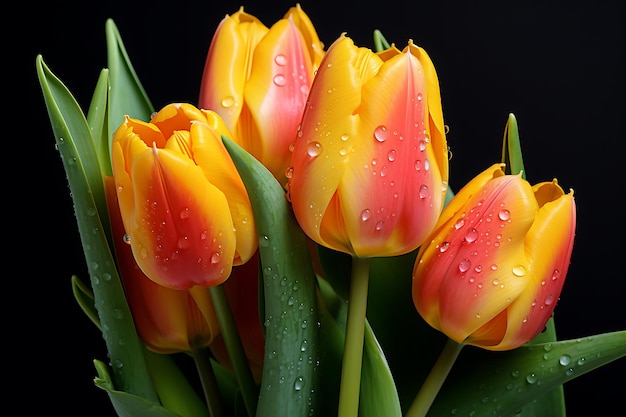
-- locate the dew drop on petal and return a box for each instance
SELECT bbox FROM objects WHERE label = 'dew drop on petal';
[439,241,450,252]
[458,259,471,273]
[498,209,511,221]
[361,209,371,221]
[307,141,322,157]
[273,74,286,86]
[418,184,430,199]
[512,265,526,277]
[221,96,236,108]
[274,54,287,65]
[464,228,479,243]
[374,125,388,142]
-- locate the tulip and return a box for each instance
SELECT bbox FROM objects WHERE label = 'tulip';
[412,163,576,351]
[111,103,257,290]
[198,5,324,186]
[288,35,448,258]
[104,177,220,353]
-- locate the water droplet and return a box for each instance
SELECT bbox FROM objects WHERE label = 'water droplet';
[454,218,465,229]
[512,265,526,277]
[307,141,322,157]
[544,295,554,306]
[464,228,478,242]
[221,96,236,108]
[387,149,396,161]
[439,241,450,252]
[180,207,190,219]
[552,269,561,280]
[559,354,571,366]
[375,220,384,231]
[178,236,191,249]
[418,184,430,199]
[417,92,423,101]
[274,54,287,65]
[458,259,471,273]
[285,166,294,179]
[211,252,220,264]
[492,279,500,286]
[498,209,511,221]
[300,340,308,352]
[374,125,388,142]
[123,234,131,245]
[273,74,286,86]
[361,209,371,221]
[294,376,304,391]
[526,373,537,384]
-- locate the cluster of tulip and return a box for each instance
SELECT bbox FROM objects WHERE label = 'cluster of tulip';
[37,4,625,417]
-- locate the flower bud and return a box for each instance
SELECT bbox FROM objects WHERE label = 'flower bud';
[289,35,448,257]
[105,177,220,353]
[111,103,257,289]
[412,163,576,350]
[198,5,324,186]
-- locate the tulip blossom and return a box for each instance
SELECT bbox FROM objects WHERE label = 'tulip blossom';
[198,5,324,186]
[412,163,576,351]
[288,35,448,258]
[111,103,257,290]
[105,177,220,353]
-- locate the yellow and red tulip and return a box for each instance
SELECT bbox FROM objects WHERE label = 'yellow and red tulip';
[198,5,324,186]
[105,176,220,354]
[412,163,576,351]
[288,35,448,258]
[111,103,257,290]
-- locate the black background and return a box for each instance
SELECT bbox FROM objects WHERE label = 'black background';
[20,0,624,415]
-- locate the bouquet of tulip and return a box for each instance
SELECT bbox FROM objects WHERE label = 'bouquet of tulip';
[37,4,625,417]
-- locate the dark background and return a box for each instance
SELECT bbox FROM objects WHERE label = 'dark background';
[20,0,624,415]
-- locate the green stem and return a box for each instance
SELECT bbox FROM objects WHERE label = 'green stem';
[209,284,258,417]
[406,339,464,417]
[338,256,371,417]
[191,347,223,417]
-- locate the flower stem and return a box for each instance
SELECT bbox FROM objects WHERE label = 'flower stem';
[191,347,224,417]
[338,256,371,417]
[209,284,258,417]
[406,338,464,417]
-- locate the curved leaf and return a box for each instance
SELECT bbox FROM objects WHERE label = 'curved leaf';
[428,330,626,416]
[36,54,158,402]
[222,136,321,416]
[105,19,154,145]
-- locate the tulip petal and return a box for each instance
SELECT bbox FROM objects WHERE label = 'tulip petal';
[243,17,315,181]
[198,9,269,129]
[127,147,236,289]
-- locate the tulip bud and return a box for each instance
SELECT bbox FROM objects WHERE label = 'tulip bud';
[111,103,257,290]
[198,5,324,186]
[288,35,448,258]
[105,177,220,354]
[412,163,576,350]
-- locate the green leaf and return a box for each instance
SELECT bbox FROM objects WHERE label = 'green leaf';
[315,274,402,417]
[105,19,154,140]
[94,360,181,417]
[36,54,157,402]
[501,113,526,179]
[71,274,101,331]
[143,351,210,417]
[222,136,321,417]
[373,29,391,52]
[428,330,626,416]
